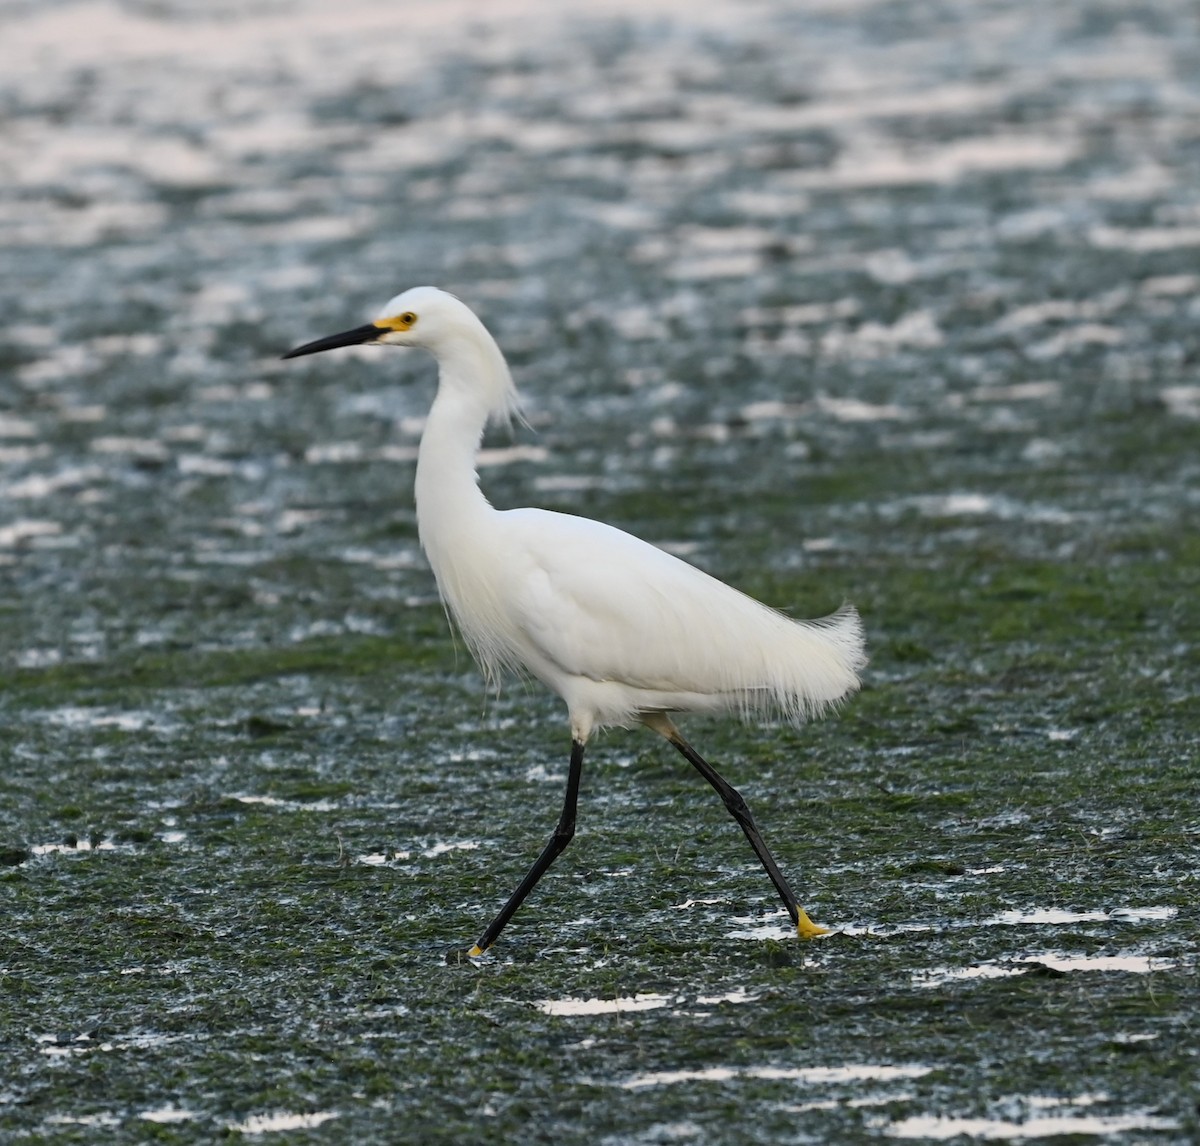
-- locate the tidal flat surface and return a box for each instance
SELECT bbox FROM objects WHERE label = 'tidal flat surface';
[1,0,1197,1142]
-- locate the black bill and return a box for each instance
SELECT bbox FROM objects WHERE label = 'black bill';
[281,322,381,360]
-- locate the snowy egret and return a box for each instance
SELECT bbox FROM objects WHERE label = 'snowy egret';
[283,287,866,955]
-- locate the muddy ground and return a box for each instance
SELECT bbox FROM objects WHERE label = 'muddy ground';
[1,1,1197,1141]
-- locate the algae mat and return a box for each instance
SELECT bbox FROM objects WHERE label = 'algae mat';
[1,0,1197,1141]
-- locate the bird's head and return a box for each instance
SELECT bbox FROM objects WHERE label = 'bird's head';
[281,286,476,359]
[282,286,521,424]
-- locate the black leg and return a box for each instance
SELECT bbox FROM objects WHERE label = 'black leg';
[649,714,828,938]
[469,738,585,955]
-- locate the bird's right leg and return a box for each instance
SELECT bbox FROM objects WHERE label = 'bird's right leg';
[642,712,829,940]
[468,737,584,956]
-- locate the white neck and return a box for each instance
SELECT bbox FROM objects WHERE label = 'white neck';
[415,380,495,539]
[413,343,520,682]
[414,335,514,586]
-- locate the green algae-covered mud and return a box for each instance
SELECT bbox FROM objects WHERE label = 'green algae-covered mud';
[2,1,1197,1141]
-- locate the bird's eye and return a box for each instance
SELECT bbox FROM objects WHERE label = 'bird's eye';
[400,311,417,327]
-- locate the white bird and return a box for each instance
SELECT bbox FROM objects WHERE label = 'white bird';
[283,287,866,955]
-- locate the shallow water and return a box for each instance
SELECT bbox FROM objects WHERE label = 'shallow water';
[2,0,1198,1143]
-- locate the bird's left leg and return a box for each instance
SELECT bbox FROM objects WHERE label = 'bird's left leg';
[642,712,829,939]
[468,737,585,956]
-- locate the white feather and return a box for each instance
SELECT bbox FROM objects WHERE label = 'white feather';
[285,285,868,950]
[382,288,867,742]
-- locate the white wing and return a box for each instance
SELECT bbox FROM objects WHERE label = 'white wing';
[497,508,865,720]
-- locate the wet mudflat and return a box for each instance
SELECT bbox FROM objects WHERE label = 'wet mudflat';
[1,0,1198,1141]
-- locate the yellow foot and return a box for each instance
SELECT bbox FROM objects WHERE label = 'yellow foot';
[796,908,831,939]
[467,944,486,957]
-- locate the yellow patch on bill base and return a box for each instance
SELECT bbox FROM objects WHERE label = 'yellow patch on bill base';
[374,310,418,332]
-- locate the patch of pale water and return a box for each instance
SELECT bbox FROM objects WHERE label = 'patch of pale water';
[882,1098,1180,1140]
[983,906,1178,926]
[89,436,171,464]
[0,445,51,467]
[36,1031,182,1059]
[891,493,1079,524]
[421,840,480,859]
[0,520,61,548]
[356,840,480,865]
[536,993,672,1016]
[13,647,62,668]
[231,794,340,813]
[913,952,1182,988]
[336,545,423,570]
[775,135,1080,193]
[0,414,37,438]
[30,839,127,858]
[620,1064,932,1090]
[726,905,1179,941]
[819,312,944,359]
[139,1107,196,1125]
[117,962,201,978]
[535,987,759,1017]
[611,1061,1180,1138]
[39,706,176,732]
[1160,385,1200,419]
[669,897,728,911]
[228,1111,339,1134]
[45,1113,122,1128]
[25,823,186,859]
[968,381,1062,403]
[816,395,914,423]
